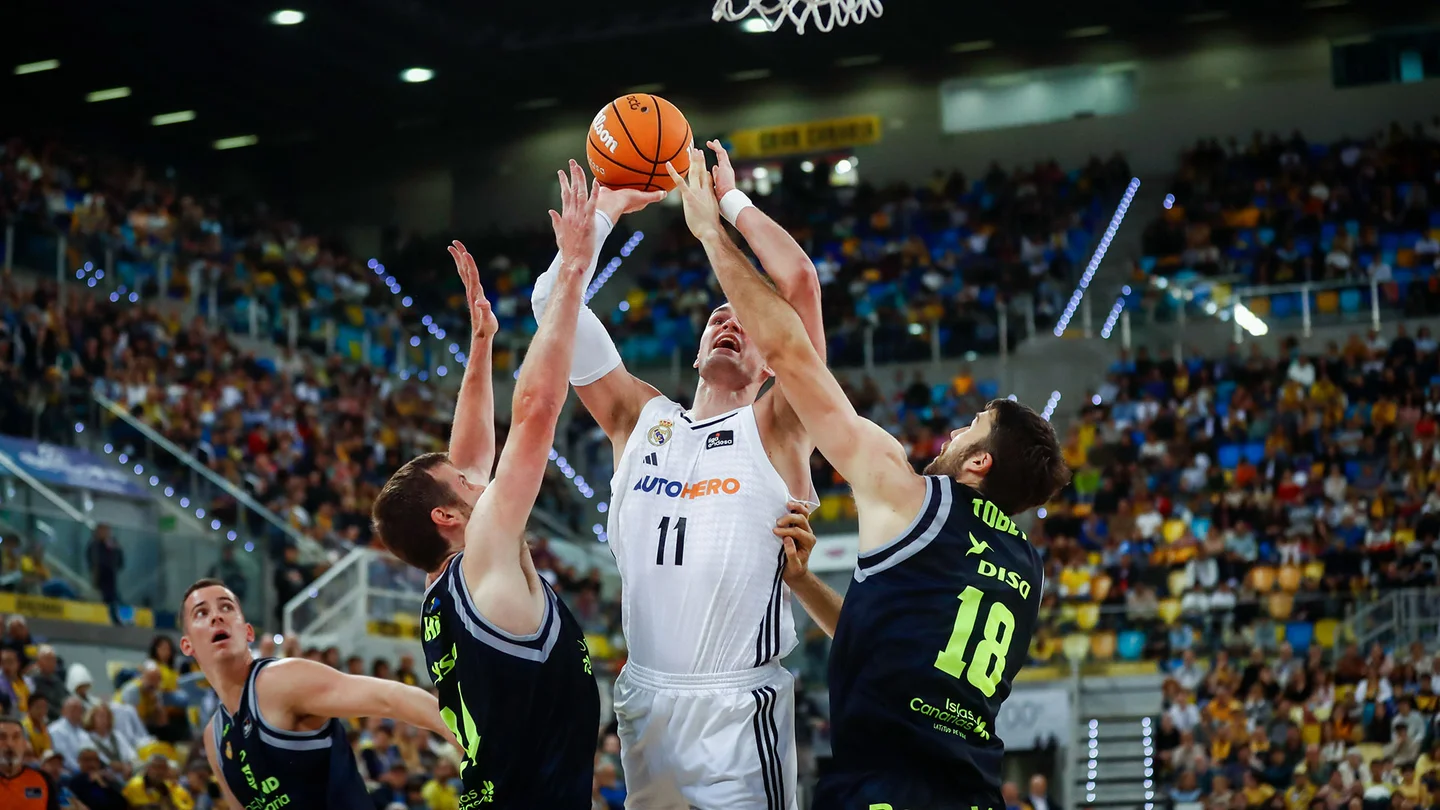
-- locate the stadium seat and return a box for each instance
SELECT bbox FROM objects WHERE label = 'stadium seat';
[1285,622,1314,653]
[1248,565,1276,592]
[1303,561,1326,583]
[1277,565,1302,592]
[1267,592,1295,619]
[1117,631,1146,661]
[1217,445,1242,470]
[1090,631,1117,661]
[1168,570,1190,597]
[1314,619,1340,649]
[1090,574,1113,603]
[1158,599,1182,625]
[1077,603,1101,631]
[1316,291,1339,314]
[1248,295,1271,317]
[1339,289,1362,314]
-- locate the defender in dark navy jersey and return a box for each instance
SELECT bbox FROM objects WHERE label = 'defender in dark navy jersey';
[180,579,452,810]
[668,155,1071,810]
[372,161,603,809]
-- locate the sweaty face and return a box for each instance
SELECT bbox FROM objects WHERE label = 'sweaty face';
[924,408,995,478]
[182,585,254,666]
[695,305,769,387]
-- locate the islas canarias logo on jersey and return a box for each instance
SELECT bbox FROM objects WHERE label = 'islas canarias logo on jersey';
[632,475,741,499]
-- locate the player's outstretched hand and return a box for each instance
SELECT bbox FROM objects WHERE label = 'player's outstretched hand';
[774,501,817,586]
[448,240,498,341]
[549,160,599,275]
[596,186,667,222]
[665,148,722,242]
[706,140,737,200]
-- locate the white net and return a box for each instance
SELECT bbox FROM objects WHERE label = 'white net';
[712,0,883,35]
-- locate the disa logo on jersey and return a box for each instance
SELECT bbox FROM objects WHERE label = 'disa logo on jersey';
[633,476,741,499]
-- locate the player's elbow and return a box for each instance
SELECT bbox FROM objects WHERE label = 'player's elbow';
[763,327,814,374]
[511,389,565,429]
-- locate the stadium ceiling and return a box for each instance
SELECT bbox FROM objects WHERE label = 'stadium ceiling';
[3,0,1430,161]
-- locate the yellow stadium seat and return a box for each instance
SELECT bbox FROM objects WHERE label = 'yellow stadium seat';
[1246,296,1270,317]
[1090,632,1117,661]
[1077,603,1101,631]
[1274,624,1287,643]
[1168,570,1190,598]
[1303,561,1326,583]
[1090,574,1113,603]
[1163,519,1187,543]
[1278,565,1302,592]
[1314,618,1339,649]
[817,494,846,522]
[1267,592,1294,619]
[1062,634,1091,663]
[1316,291,1339,314]
[1158,599,1182,625]
[1248,565,1276,592]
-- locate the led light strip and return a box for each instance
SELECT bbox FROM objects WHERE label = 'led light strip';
[1099,285,1132,339]
[1086,719,1098,803]
[100,443,251,551]
[1040,390,1062,422]
[1141,715,1155,809]
[1054,178,1140,337]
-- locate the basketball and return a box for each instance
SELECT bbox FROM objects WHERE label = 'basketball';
[586,94,693,192]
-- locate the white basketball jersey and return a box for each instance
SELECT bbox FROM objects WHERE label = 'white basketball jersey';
[608,396,799,675]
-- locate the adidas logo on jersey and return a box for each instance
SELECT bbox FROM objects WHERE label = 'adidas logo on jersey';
[632,475,741,499]
[705,430,734,450]
[643,453,658,466]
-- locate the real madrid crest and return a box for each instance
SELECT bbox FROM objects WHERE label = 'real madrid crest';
[647,419,673,447]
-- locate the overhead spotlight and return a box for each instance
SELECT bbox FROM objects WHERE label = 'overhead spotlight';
[740,18,770,33]
[835,159,854,175]
[800,161,815,173]
[213,135,259,150]
[152,110,197,126]
[14,59,60,75]
[86,87,131,102]
[269,9,306,25]
[400,67,435,83]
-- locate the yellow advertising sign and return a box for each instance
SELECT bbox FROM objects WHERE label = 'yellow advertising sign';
[0,592,153,628]
[728,115,882,160]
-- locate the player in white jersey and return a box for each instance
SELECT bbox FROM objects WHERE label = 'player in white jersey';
[529,147,834,809]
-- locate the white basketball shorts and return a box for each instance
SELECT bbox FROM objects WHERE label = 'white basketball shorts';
[613,660,797,810]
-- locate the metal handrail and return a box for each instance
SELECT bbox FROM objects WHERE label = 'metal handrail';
[93,393,327,563]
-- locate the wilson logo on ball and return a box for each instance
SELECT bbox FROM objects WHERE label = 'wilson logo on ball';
[591,111,619,153]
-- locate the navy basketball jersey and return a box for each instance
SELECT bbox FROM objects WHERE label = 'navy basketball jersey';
[816,476,1044,810]
[212,658,371,810]
[421,553,600,810]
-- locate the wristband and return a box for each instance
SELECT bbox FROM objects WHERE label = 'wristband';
[719,189,755,227]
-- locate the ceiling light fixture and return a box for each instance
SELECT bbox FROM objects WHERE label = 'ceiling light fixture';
[86,87,132,102]
[214,135,259,151]
[269,9,306,25]
[400,67,435,83]
[14,59,60,75]
[151,110,197,126]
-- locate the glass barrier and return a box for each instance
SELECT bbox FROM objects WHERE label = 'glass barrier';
[0,478,269,622]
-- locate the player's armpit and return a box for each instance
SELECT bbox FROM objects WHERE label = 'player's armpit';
[575,365,662,449]
[202,718,245,810]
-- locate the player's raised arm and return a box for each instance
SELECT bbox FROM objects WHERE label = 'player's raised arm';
[464,161,595,575]
[665,156,925,530]
[706,140,824,360]
[529,186,666,447]
[446,241,499,484]
[255,658,452,742]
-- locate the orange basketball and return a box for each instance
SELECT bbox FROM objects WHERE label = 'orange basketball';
[586,94,692,192]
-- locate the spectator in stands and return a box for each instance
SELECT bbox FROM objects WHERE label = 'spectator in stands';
[122,753,191,810]
[1022,774,1057,810]
[182,762,215,810]
[66,664,97,711]
[369,760,410,809]
[37,749,80,809]
[2,615,34,669]
[84,704,136,778]
[419,758,460,810]
[86,524,124,622]
[21,694,52,758]
[0,647,29,715]
[28,646,68,722]
[115,662,179,744]
[48,697,93,771]
[272,544,311,627]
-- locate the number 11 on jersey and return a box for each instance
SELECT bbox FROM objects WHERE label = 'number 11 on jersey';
[933,586,1015,697]
[656,516,687,565]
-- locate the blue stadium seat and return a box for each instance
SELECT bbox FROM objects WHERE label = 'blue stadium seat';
[1217,445,1242,470]
[1286,621,1314,654]
[1339,289,1362,313]
[977,379,1000,400]
[1270,294,1295,319]
[1243,443,1266,465]
[1257,228,1276,247]
[1345,220,1361,237]
[1117,631,1146,661]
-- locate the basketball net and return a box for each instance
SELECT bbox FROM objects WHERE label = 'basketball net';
[712,0,882,35]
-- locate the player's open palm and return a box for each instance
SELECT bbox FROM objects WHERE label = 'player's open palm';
[665,148,723,241]
[706,140,737,199]
[549,160,599,274]
[774,502,818,586]
[448,240,497,341]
